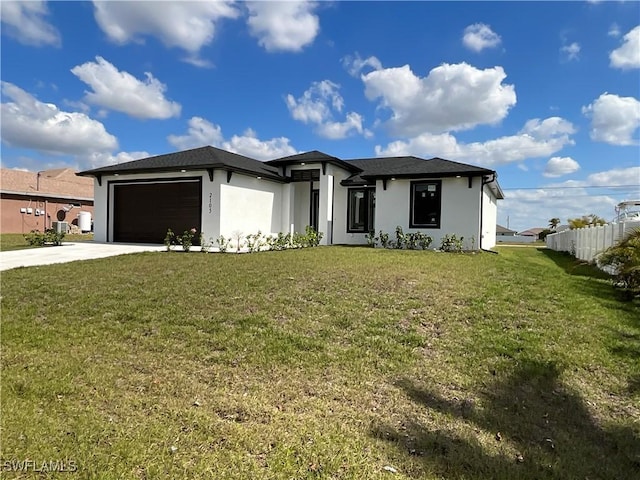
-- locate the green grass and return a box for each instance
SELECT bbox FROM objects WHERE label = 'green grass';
[0,233,94,251]
[1,247,638,479]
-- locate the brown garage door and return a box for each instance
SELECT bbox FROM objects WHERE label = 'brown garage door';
[113,180,202,244]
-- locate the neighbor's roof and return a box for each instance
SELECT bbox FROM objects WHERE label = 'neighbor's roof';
[77,146,283,181]
[496,224,518,234]
[1,167,93,199]
[519,227,545,236]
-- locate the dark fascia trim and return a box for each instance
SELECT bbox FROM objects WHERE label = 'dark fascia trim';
[267,158,362,174]
[360,171,492,182]
[207,168,214,182]
[409,179,442,229]
[79,165,285,183]
[227,170,233,183]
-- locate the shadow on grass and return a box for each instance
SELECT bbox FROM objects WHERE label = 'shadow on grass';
[373,360,639,479]
[537,248,611,280]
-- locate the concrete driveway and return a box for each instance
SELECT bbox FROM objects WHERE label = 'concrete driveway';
[0,242,167,271]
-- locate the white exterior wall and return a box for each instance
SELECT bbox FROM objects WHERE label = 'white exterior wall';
[93,176,108,242]
[218,173,284,239]
[481,184,498,249]
[374,176,482,249]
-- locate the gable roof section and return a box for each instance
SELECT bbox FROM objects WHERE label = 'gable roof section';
[78,146,283,182]
[341,156,495,184]
[267,150,361,173]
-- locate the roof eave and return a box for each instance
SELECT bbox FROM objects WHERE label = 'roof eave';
[78,164,285,182]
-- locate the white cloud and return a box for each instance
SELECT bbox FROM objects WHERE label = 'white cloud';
[362,62,516,136]
[167,116,224,150]
[0,81,117,157]
[560,42,581,61]
[608,23,621,38]
[582,93,640,146]
[586,166,640,186]
[543,156,580,178]
[0,1,61,47]
[375,117,575,167]
[462,23,501,52]
[71,56,181,119]
[342,53,382,77]
[168,117,297,161]
[92,1,238,65]
[286,80,370,139]
[246,0,319,52]
[609,25,640,70]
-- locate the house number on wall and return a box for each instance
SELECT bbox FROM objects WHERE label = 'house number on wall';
[209,193,212,214]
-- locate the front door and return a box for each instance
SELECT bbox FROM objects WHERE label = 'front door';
[310,189,319,232]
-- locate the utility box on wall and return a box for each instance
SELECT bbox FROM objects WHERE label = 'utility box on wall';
[52,221,68,234]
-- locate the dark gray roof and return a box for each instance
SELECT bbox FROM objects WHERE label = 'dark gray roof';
[341,156,494,185]
[78,147,502,198]
[266,150,360,173]
[78,146,283,181]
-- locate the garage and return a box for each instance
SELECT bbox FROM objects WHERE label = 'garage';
[112,179,202,244]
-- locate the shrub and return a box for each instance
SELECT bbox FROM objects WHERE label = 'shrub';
[216,235,229,253]
[393,226,406,249]
[598,229,640,299]
[417,232,433,250]
[165,228,197,252]
[366,231,377,248]
[24,229,65,247]
[305,226,323,247]
[440,234,464,253]
[379,231,390,249]
[245,231,264,253]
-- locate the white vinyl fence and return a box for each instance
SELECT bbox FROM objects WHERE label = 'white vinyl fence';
[546,220,640,263]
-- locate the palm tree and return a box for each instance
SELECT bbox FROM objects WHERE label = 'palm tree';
[549,217,560,230]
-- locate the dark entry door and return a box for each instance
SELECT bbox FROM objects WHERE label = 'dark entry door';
[113,180,201,243]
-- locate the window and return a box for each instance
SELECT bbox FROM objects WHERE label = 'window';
[410,181,441,228]
[291,169,320,182]
[348,188,375,232]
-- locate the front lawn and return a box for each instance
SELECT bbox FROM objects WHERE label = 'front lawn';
[1,247,638,479]
[0,233,94,252]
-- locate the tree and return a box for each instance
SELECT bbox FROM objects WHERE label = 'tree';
[567,214,607,230]
[548,217,561,230]
[598,229,640,299]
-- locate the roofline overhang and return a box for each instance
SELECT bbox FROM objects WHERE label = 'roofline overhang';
[77,165,286,183]
[0,190,94,202]
[267,158,362,174]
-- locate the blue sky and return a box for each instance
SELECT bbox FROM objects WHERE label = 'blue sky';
[1,0,639,231]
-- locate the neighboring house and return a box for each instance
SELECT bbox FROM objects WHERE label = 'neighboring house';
[1,168,94,234]
[496,224,517,238]
[78,146,504,249]
[518,227,545,239]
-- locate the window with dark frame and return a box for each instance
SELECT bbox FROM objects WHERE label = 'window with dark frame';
[347,188,375,233]
[410,180,441,228]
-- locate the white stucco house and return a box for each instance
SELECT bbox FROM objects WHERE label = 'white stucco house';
[78,146,504,249]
